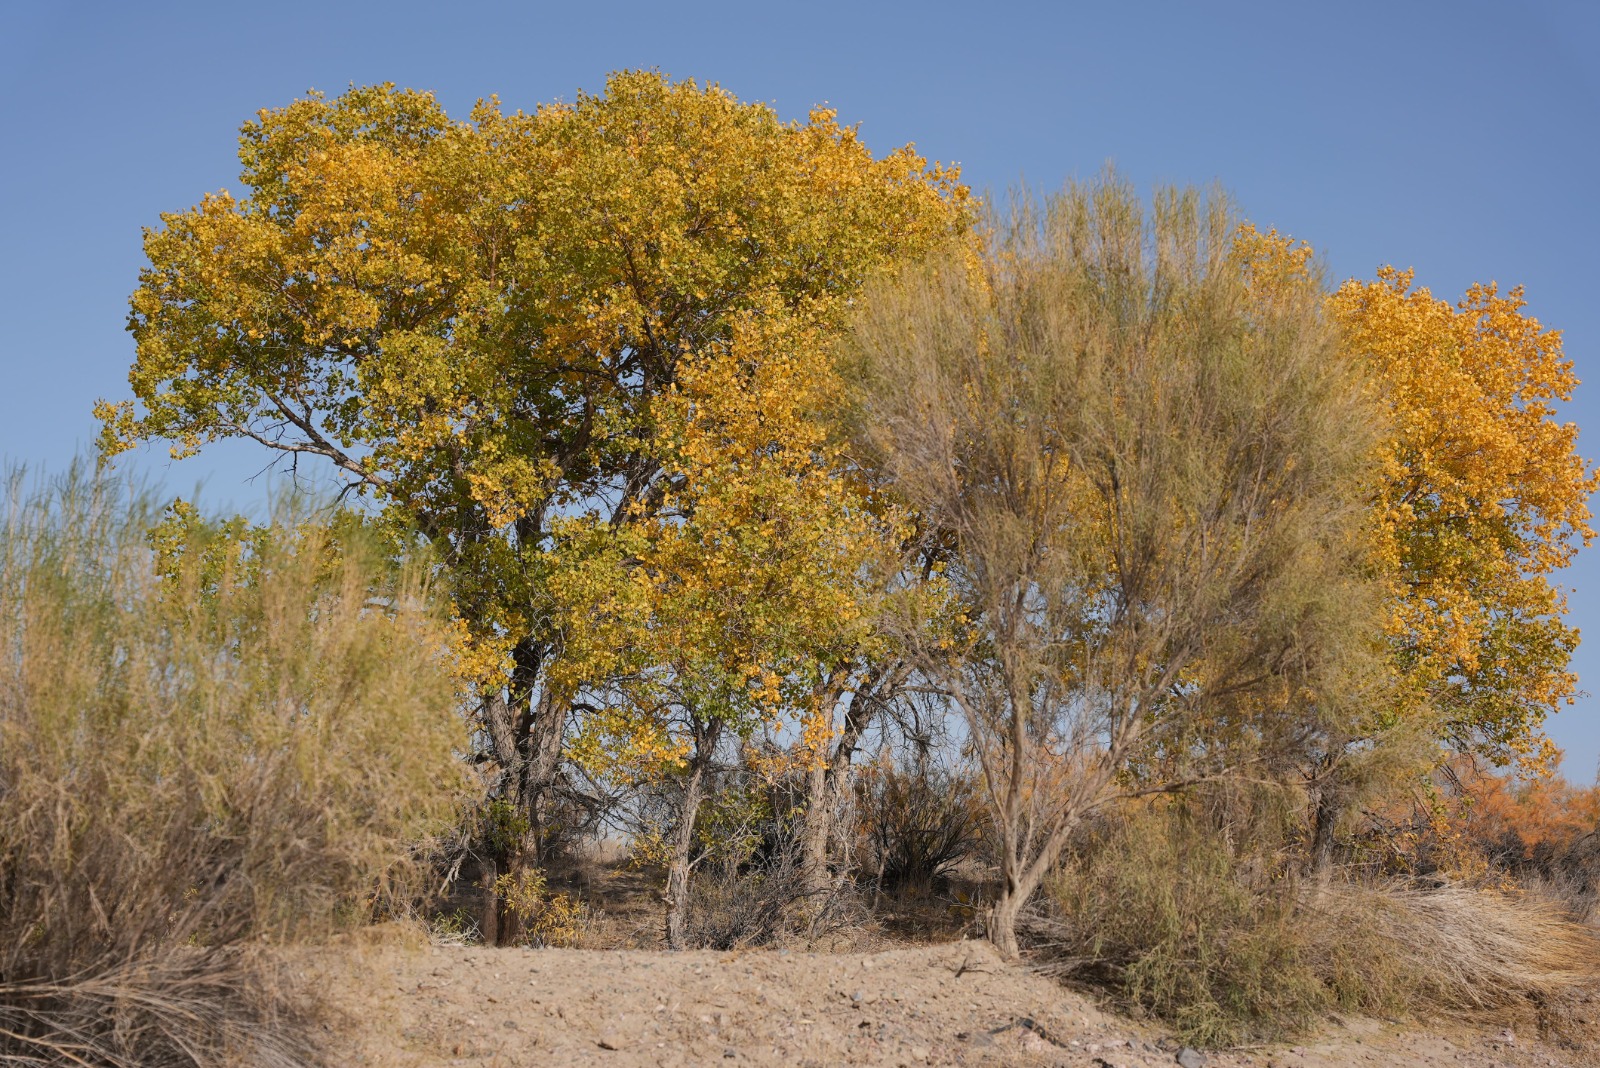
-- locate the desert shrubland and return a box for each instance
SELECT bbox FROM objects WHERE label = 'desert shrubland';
[11,71,1584,1057]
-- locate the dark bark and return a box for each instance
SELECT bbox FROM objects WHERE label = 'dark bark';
[476,637,571,944]
[478,854,501,947]
[520,686,569,861]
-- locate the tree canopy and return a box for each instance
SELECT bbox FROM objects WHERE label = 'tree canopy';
[98,72,971,871]
[94,75,1595,958]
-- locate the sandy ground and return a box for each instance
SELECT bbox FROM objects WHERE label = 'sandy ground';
[307,938,1598,1068]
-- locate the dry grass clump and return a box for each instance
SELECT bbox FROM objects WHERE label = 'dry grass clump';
[0,469,470,1066]
[1032,799,1600,1047]
[1310,881,1600,1027]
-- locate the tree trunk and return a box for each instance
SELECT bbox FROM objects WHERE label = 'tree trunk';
[801,760,833,900]
[800,663,903,899]
[476,638,566,946]
[986,809,1081,960]
[1310,781,1342,882]
[520,685,568,861]
[1308,751,1347,883]
[479,854,501,947]
[665,752,710,951]
[988,874,1025,960]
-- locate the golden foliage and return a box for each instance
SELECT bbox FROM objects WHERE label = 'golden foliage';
[489,869,588,948]
[1332,265,1595,769]
[1234,225,1595,772]
[99,71,970,790]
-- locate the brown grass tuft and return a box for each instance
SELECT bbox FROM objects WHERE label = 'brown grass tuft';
[1310,881,1600,1026]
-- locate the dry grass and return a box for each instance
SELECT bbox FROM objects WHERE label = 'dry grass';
[0,951,314,1068]
[0,468,470,1066]
[1031,800,1600,1048]
[1310,881,1600,1027]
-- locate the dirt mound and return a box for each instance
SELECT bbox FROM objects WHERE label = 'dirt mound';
[308,938,1596,1067]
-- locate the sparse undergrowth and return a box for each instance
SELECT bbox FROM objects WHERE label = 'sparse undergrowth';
[1031,800,1600,1048]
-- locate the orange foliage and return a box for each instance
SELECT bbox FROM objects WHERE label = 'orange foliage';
[1449,760,1600,864]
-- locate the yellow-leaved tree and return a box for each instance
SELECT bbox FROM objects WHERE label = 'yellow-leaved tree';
[1236,227,1596,868]
[560,307,901,946]
[96,72,969,937]
[1332,268,1595,771]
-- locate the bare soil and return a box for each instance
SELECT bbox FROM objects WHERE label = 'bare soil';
[307,936,1599,1067]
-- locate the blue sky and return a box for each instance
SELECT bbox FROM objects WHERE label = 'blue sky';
[3,1,1597,775]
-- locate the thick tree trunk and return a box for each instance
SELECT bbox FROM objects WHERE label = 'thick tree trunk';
[520,686,568,861]
[478,854,501,947]
[477,639,568,945]
[665,753,710,951]
[801,761,831,897]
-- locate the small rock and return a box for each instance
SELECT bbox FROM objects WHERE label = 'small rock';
[1495,1027,1517,1045]
[1176,1048,1206,1068]
[1019,1031,1050,1052]
[597,1034,624,1051]
[503,1020,518,1030]
[722,1048,737,1059]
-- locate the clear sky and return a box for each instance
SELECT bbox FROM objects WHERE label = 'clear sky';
[3,1,1597,775]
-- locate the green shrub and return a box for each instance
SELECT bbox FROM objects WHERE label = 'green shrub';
[1040,801,1326,1046]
